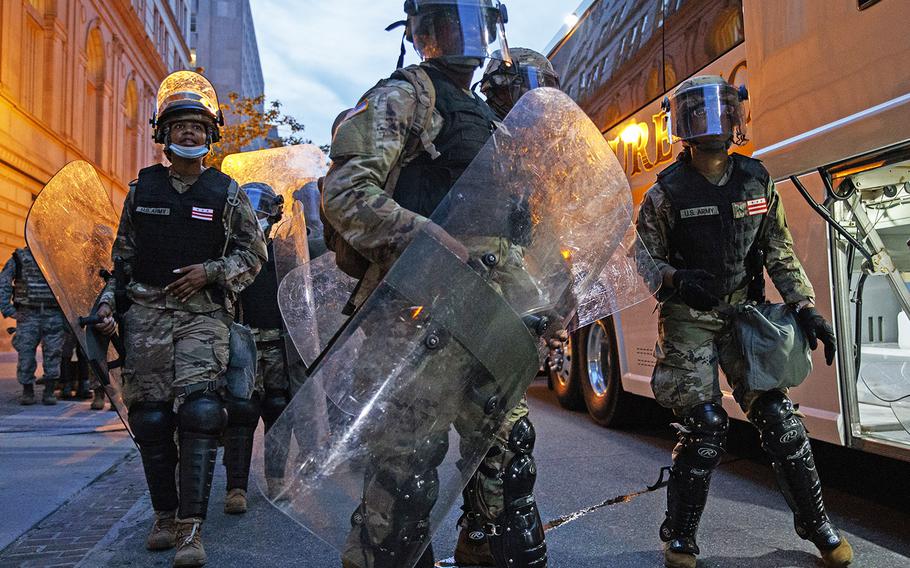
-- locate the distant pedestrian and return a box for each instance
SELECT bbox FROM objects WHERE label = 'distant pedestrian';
[0,246,66,405]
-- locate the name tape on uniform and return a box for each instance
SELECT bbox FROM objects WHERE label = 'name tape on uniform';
[680,206,720,219]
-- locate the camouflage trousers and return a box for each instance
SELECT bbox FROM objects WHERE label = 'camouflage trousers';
[252,328,290,394]
[12,306,66,385]
[121,303,230,409]
[652,291,783,415]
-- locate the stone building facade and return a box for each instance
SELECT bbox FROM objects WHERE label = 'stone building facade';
[0,0,191,347]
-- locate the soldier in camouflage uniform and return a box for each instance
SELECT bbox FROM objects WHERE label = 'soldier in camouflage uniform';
[220,182,294,514]
[323,2,553,567]
[436,47,563,568]
[635,76,853,568]
[0,246,66,405]
[94,71,266,568]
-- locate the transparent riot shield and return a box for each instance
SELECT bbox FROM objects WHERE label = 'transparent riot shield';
[266,88,658,567]
[221,144,327,216]
[24,161,130,432]
[222,144,332,364]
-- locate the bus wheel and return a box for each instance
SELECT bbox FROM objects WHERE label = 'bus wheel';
[579,319,625,428]
[549,328,585,411]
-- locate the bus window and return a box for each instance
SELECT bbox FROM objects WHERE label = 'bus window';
[826,150,910,446]
[550,0,664,132]
[662,0,743,91]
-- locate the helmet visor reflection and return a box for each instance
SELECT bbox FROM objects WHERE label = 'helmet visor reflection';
[669,84,744,141]
[411,4,501,60]
[521,67,560,90]
[242,183,277,215]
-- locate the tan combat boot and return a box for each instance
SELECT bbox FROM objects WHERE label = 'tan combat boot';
[454,527,495,566]
[821,536,854,567]
[174,518,206,567]
[663,542,697,568]
[146,510,177,551]
[223,488,247,515]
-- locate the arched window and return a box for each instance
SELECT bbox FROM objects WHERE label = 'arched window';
[707,5,744,58]
[85,25,106,164]
[124,78,139,178]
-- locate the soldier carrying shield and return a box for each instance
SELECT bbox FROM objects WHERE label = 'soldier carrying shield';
[92,71,267,568]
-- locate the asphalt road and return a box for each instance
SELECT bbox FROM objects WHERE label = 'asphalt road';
[75,381,910,568]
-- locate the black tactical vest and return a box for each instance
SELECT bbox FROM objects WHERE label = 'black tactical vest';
[12,248,57,307]
[131,164,229,287]
[660,153,771,296]
[393,66,498,218]
[240,241,282,330]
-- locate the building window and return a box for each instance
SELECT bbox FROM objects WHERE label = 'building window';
[124,79,139,179]
[85,26,106,165]
[21,7,44,118]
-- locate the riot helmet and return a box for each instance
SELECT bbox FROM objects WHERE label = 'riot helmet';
[662,75,748,149]
[151,71,224,159]
[242,182,284,234]
[480,47,560,118]
[403,0,511,68]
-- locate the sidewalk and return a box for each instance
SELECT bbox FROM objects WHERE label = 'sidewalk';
[0,356,134,557]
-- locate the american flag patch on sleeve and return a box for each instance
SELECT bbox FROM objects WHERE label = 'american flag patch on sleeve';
[191,207,214,221]
[746,198,768,216]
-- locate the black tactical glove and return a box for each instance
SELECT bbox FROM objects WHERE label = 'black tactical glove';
[796,306,836,366]
[672,269,720,311]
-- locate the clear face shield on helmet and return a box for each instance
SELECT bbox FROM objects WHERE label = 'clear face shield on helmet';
[665,82,747,144]
[408,0,511,65]
[241,182,283,233]
[480,59,560,117]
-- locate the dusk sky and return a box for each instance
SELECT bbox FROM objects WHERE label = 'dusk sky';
[249,0,582,147]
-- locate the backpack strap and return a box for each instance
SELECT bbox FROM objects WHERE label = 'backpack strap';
[222,179,241,257]
[381,65,439,194]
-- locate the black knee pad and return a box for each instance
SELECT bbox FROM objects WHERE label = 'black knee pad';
[676,402,729,470]
[226,393,261,428]
[507,416,536,456]
[748,391,808,459]
[178,392,227,438]
[129,401,176,442]
[261,388,289,427]
[129,401,178,512]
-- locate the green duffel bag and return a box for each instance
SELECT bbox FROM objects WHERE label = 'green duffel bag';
[735,302,812,391]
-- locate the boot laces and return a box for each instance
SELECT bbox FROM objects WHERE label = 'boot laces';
[181,522,199,546]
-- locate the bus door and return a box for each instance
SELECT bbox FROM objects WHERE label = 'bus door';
[800,149,910,454]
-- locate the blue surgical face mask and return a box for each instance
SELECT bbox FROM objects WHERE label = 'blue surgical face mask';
[259,217,271,234]
[169,143,210,159]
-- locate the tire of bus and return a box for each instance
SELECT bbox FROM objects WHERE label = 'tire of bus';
[548,328,585,411]
[578,318,626,428]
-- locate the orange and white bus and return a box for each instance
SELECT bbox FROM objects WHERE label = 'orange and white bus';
[545,0,910,461]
